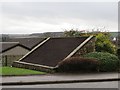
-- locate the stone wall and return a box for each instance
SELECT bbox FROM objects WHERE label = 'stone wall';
[12,61,54,73]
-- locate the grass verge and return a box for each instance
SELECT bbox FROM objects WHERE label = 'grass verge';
[0,67,46,76]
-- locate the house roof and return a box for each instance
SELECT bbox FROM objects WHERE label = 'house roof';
[19,36,94,67]
[0,42,30,53]
[6,38,45,49]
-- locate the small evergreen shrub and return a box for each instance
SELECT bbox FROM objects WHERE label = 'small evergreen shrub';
[54,57,99,72]
[84,52,119,72]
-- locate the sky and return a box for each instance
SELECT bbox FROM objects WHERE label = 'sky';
[0,0,118,34]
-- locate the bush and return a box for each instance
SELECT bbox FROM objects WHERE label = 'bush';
[84,52,119,72]
[54,57,99,72]
[95,33,116,54]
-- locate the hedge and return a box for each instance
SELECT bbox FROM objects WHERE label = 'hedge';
[54,57,99,72]
[84,52,119,72]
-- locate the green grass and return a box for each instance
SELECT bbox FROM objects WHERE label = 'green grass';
[0,67,46,76]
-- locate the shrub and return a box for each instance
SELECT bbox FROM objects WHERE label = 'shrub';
[84,52,119,72]
[95,33,116,54]
[54,57,99,72]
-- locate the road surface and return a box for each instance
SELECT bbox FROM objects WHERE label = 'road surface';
[2,72,119,88]
[2,81,119,88]
[2,72,119,83]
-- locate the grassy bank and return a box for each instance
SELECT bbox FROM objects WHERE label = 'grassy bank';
[0,67,46,76]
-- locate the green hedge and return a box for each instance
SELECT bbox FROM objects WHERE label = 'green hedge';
[84,52,119,72]
[54,57,99,72]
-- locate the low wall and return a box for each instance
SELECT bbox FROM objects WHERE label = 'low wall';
[12,61,54,73]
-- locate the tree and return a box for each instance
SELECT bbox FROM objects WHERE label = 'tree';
[43,32,52,38]
[2,34,10,42]
[118,32,120,48]
[64,29,116,54]
[64,29,82,37]
[95,33,116,54]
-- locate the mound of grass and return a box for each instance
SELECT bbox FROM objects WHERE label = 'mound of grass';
[0,67,46,76]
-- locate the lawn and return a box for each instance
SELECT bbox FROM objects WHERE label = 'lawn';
[0,67,46,76]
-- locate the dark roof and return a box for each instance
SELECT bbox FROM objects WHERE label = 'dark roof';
[0,42,30,53]
[6,38,45,49]
[20,37,89,67]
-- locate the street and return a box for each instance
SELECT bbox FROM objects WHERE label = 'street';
[2,72,119,89]
[2,72,119,83]
[2,81,119,88]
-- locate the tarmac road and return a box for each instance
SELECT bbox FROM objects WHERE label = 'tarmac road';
[2,72,119,83]
[1,72,120,89]
[2,81,119,88]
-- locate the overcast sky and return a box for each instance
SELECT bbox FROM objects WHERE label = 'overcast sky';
[0,1,118,34]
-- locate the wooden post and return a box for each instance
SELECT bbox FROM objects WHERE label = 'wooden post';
[5,56,7,66]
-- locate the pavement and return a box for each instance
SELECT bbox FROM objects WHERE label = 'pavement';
[1,72,120,85]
